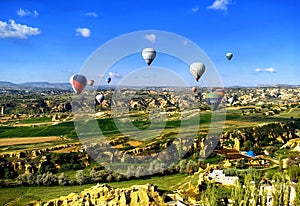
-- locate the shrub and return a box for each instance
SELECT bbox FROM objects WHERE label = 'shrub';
[58,173,70,186]
[76,170,87,185]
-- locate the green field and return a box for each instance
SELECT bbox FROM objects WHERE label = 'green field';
[0,122,76,138]
[1,117,52,125]
[1,107,298,139]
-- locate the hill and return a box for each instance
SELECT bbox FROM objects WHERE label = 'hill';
[0,81,71,90]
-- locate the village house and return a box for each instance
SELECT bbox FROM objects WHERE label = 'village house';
[207,170,239,186]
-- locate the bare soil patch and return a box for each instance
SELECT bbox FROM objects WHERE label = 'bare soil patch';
[0,136,61,146]
[51,145,79,153]
[225,120,258,126]
[127,140,142,147]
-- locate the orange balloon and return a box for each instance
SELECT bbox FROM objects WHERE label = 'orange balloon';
[88,80,94,86]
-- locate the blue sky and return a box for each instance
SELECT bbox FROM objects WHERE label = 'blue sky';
[0,0,299,86]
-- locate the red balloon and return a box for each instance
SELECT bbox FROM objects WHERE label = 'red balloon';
[70,74,87,94]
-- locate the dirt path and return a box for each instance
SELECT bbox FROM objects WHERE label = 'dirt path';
[225,120,258,127]
[0,136,62,146]
[13,122,55,127]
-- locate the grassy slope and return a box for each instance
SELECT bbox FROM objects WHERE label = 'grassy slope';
[0,122,76,138]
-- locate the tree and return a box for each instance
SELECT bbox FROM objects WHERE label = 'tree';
[272,173,285,206]
[231,179,244,206]
[126,165,136,178]
[106,173,114,182]
[186,160,198,174]
[223,139,234,148]
[41,172,58,186]
[243,140,252,151]
[278,157,283,172]
[135,166,147,178]
[179,159,187,173]
[294,180,300,206]
[16,174,35,186]
[90,168,101,183]
[58,173,69,186]
[224,168,237,176]
[236,158,247,169]
[288,165,300,180]
[76,170,87,185]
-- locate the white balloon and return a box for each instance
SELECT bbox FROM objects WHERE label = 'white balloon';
[96,94,105,104]
[190,62,205,82]
[226,52,233,61]
[142,48,156,66]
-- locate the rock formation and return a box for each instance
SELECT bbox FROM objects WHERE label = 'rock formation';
[44,183,167,206]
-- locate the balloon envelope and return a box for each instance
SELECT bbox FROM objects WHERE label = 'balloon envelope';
[226,53,233,61]
[192,87,197,93]
[96,94,105,104]
[70,74,87,94]
[214,88,225,97]
[190,62,205,82]
[106,77,111,84]
[88,80,94,86]
[206,92,222,111]
[142,48,156,66]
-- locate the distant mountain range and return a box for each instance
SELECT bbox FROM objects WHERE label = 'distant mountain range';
[0,81,299,90]
[255,83,300,88]
[0,81,72,90]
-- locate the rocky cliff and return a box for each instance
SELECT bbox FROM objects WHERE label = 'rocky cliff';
[44,183,167,206]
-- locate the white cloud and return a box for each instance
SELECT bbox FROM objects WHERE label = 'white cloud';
[144,33,156,43]
[207,0,231,11]
[85,12,98,17]
[76,27,91,38]
[183,40,188,45]
[33,10,39,17]
[192,6,199,13]
[255,67,276,73]
[265,67,276,73]
[17,8,39,17]
[109,72,121,78]
[0,19,41,39]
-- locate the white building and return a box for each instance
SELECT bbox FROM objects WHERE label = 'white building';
[207,170,239,186]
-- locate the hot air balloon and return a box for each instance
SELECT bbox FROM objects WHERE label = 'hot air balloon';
[226,52,233,61]
[96,93,105,104]
[106,77,111,84]
[190,62,205,82]
[69,74,87,94]
[214,88,225,98]
[142,48,156,66]
[88,80,94,86]
[228,94,238,105]
[206,92,222,111]
[192,87,197,93]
